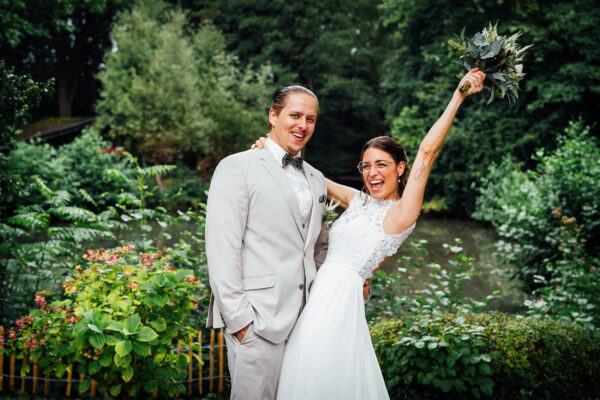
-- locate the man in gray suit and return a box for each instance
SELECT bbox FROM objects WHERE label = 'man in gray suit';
[205,86,328,399]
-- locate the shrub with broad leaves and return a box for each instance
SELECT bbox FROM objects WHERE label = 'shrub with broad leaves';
[0,245,203,399]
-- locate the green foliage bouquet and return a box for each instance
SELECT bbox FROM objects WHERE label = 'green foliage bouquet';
[449,23,532,104]
[0,245,203,398]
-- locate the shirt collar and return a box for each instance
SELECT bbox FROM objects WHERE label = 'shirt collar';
[266,137,302,164]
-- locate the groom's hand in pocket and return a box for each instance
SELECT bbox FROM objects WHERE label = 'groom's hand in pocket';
[236,324,250,342]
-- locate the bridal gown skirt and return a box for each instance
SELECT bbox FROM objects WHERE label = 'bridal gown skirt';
[276,262,390,400]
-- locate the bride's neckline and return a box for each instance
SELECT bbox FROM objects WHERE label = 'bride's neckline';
[361,192,397,206]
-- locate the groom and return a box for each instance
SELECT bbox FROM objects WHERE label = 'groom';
[205,85,328,399]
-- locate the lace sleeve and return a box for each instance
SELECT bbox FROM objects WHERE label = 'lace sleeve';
[381,223,416,258]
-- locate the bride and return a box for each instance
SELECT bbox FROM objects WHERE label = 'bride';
[257,68,485,399]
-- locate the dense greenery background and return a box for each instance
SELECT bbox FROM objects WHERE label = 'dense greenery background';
[2,0,598,214]
[2,1,600,398]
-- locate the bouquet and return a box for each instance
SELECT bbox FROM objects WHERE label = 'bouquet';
[449,23,533,104]
[322,199,340,228]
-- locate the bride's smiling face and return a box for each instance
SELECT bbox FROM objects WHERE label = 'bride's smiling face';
[360,148,405,201]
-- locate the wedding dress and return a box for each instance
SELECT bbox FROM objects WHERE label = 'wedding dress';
[276,191,415,400]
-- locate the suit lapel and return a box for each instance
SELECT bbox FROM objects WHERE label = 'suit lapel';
[259,150,306,241]
[304,165,322,250]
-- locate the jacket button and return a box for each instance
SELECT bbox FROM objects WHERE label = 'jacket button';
[299,284,305,290]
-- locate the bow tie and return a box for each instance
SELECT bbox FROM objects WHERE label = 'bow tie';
[282,153,304,171]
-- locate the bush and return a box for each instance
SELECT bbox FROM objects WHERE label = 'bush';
[473,119,600,327]
[2,127,134,210]
[372,313,600,399]
[0,245,205,399]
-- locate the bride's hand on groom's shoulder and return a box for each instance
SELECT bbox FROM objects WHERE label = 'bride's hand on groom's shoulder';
[251,133,270,149]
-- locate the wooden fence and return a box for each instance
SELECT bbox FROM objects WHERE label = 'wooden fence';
[0,326,228,398]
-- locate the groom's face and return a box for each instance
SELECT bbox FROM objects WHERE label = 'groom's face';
[269,93,318,156]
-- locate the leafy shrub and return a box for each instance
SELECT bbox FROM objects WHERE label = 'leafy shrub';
[372,313,600,399]
[1,245,204,398]
[367,239,502,398]
[0,147,207,326]
[474,120,599,288]
[2,127,134,210]
[473,119,600,326]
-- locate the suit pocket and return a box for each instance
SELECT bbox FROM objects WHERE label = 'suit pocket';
[242,274,276,290]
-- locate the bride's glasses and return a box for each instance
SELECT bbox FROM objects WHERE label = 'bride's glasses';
[357,161,394,174]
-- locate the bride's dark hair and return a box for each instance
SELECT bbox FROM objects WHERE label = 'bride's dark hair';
[360,136,411,199]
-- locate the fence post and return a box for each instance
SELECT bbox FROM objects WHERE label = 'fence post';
[33,360,39,394]
[9,355,15,391]
[0,325,3,392]
[218,329,225,394]
[79,373,85,396]
[209,330,215,392]
[20,354,26,392]
[44,373,50,395]
[90,379,97,397]
[198,331,203,395]
[66,365,73,397]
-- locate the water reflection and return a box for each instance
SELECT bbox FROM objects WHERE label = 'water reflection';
[382,215,526,313]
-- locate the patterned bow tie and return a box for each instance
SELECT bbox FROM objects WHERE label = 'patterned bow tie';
[282,153,304,171]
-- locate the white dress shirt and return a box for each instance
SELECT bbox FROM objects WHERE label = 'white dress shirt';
[265,138,312,227]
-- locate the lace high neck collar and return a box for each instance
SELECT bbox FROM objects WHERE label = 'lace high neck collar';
[360,192,397,207]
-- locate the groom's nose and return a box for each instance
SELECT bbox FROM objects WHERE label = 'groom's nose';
[296,117,307,131]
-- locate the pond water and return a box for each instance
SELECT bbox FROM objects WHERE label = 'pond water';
[381,215,526,313]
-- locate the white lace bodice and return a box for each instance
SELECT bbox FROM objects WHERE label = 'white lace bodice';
[324,191,415,280]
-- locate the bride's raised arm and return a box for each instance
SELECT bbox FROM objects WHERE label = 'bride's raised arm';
[383,68,486,235]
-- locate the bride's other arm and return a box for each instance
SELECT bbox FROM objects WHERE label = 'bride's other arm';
[325,178,355,209]
[383,68,486,235]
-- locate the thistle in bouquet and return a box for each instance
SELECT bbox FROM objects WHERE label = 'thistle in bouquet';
[449,23,533,104]
[322,199,340,228]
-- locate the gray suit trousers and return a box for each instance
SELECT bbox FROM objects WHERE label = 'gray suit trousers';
[224,324,285,400]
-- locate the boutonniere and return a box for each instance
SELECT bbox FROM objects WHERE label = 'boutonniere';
[322,199,340,228]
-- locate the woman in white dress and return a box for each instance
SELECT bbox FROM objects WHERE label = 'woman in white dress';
[258,68,486,399]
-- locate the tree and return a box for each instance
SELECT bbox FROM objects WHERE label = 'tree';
[379,0,600,215]
[94,0,273,169]
[1,0,130,117]
[189,0,387,176]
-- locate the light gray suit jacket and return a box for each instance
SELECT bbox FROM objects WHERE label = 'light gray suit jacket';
[205,148,328,344]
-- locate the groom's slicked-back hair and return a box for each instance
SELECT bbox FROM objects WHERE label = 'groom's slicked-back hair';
[271,85,319,116]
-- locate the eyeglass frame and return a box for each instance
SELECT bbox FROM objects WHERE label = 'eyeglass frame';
[356,160,396,174]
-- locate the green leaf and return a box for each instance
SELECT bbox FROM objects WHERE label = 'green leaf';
[79,377,91,393]
[125,314,141,334]
[132,341,151,356]
[150,317,167,332]
[89,332,105,349]
[136,326,158,342]
[110,384,122,396]
[122,366,134,382]
[106,320,125,332]
[99,351,113,367]
[115,340,133,356]
[73,320,89,337]
[144,379,159,393]
[480,378,494,396]
[88,360,102,375]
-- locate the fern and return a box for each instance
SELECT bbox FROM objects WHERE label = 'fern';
[79,188,98,207]
[52,206,97,223]
[139,164,176,177]
[7,211,50,229]
[46,190,72,207]
[50,226,113,242]
[32,175,53,197]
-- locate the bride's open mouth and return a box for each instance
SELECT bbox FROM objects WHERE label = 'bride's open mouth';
[369,180,384,193]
